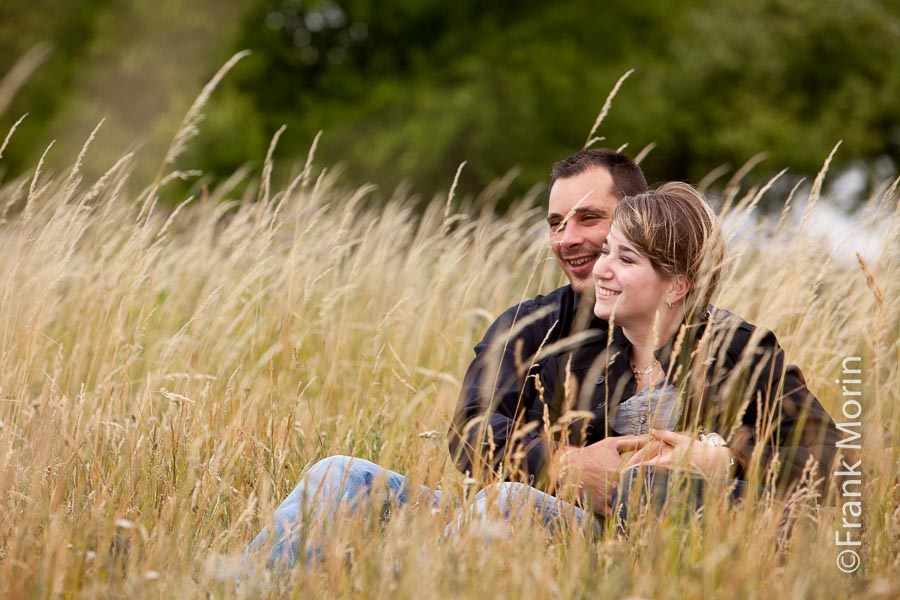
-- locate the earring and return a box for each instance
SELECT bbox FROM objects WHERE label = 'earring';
[667,300,674,309]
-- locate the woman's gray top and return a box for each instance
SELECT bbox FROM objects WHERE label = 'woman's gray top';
[612,381,683,435]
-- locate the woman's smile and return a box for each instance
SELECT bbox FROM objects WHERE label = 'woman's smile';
[595,286,621,298]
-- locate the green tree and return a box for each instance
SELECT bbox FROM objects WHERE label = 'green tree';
[3,0,898,208]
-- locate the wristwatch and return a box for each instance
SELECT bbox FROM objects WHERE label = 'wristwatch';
[700,431,737,476]
[699,431,727,446]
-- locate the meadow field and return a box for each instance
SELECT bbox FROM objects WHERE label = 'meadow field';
[1,68,898,598]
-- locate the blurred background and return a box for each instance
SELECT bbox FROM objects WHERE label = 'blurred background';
[1,0,898,210]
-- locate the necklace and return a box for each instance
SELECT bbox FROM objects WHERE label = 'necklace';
[631,359,659,383]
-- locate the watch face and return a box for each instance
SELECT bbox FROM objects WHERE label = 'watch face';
[701,432,727,446]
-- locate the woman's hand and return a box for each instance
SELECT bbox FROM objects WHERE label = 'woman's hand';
[620,436,676,470]
[624,429,735,479]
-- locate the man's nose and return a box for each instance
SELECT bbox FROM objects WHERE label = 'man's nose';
[560,223,583,247]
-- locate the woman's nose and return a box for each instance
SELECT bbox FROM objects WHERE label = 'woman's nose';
[592,254,611,280]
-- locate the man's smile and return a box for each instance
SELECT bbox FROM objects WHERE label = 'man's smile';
[565,256,595,266]
[562,254,599,277]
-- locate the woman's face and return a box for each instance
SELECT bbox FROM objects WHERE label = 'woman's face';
[591,224,672,328]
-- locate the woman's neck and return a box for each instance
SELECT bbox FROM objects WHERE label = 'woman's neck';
[622,310,683,367]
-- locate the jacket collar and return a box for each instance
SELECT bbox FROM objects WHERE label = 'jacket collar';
[605,307,714,381]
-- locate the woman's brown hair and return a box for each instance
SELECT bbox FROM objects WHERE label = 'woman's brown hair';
[611,182,726,320]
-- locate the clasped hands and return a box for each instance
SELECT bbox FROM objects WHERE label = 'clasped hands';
[553,429,735,515]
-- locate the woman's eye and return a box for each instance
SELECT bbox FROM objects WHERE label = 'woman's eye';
[620,257,633,264]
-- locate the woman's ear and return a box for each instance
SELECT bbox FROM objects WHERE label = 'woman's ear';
[668,274,691,306]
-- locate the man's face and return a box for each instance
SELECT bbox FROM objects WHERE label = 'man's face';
[547,167,619,295]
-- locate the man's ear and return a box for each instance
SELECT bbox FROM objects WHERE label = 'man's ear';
[668,274,692,305]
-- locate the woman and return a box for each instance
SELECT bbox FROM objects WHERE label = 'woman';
[582,182,838,511]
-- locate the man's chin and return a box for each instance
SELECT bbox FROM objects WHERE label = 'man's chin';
[568,280,597,300]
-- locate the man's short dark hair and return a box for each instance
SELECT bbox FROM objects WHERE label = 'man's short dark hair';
[550,148,648,198]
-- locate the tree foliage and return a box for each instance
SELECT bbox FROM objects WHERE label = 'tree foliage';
[2,0,898,208]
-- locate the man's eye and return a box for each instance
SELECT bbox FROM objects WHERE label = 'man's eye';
[549,222,563,230]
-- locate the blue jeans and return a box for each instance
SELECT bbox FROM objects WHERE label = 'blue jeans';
[245,456,748,570]
[245,455,590,569]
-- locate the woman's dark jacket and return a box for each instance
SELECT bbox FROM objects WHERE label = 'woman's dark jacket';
[448,285,839,493]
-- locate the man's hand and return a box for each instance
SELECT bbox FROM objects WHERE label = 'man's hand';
[555,435,652,514]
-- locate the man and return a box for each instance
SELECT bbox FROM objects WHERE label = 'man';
[246,149,649,568]
[448,148,650,514]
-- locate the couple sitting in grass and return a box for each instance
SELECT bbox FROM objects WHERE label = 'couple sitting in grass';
[245,149,840,568]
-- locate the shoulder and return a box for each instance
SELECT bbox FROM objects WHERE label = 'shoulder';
[493,285,574,325]
[704,307,781,363]
[515,285,574,311]
[705,307,753,336]
[478,285,575,348]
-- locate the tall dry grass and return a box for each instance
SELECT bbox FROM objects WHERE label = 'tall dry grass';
[0,61,898,599]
